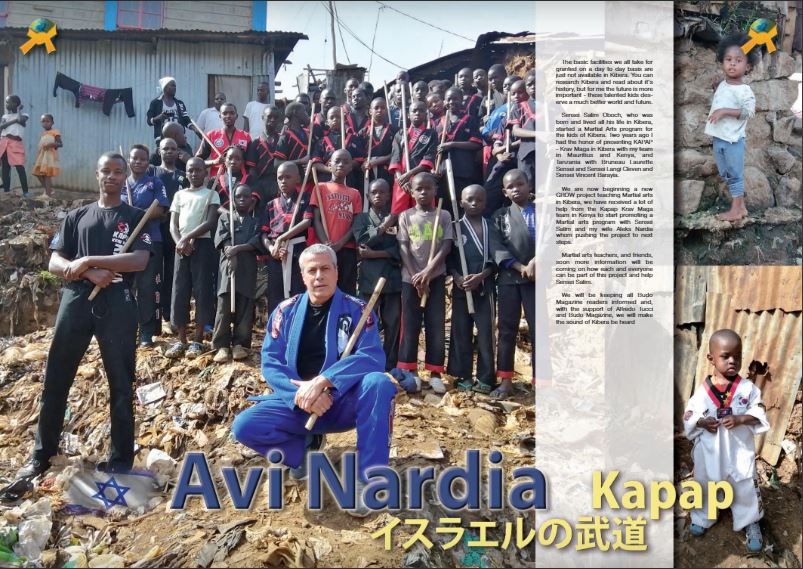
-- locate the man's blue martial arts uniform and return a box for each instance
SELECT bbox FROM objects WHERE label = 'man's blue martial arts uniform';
[231,287,397,481]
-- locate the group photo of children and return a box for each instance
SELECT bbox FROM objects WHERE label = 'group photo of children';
[0,1,545,564]
[148,64,537,400]
[1,62,537,398]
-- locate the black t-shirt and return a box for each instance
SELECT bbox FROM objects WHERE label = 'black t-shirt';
[148,165,188,204]
[296,297,333,380]
[50,201,152,285]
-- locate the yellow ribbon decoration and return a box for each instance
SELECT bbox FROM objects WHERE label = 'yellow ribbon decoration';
[741,25,777,55]
[19,25,58,55]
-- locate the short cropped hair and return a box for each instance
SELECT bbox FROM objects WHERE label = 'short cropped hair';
[299,243,338,269]
[130,143,150,156]
[284,101,305,118]
[98,152,127,168]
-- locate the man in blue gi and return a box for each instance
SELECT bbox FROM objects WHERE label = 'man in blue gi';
[231,243,397,517]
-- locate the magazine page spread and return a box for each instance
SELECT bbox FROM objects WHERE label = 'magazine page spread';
[0,1,799,568]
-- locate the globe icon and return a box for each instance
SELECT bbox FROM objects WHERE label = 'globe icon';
[750,19,775,33]
[31,18,55,33]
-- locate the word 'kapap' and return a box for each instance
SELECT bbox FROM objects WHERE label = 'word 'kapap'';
[593,471,733,520]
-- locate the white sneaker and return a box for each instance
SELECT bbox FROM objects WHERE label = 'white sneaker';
[213,348,230,363]
[429,376,447,394]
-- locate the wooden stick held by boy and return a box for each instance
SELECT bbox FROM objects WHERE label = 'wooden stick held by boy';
[228,167,236,314]
[420,198,443,308]
[400,85,411,173]
[445,158,475,314]
[280,102,317,292]
[189,118,223,160]
[120,145,133,204]
[311,167,330,241]
[286,101,316,238]
[487,82,492,120]
[433,110,450,174]
[505,90,512,154]
[88,199,159,301]
[304,276,388,430]
[364,112,375,213]
[340,106,346,151]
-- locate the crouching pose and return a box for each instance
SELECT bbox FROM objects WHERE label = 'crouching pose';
[231,244,397,516]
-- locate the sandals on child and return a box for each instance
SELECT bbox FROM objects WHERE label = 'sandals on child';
[472,383,494,395]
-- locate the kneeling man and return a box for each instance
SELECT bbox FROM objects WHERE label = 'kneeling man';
[232,244,396,516]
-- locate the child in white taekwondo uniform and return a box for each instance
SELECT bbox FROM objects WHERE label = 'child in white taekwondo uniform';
[683,329,769,552]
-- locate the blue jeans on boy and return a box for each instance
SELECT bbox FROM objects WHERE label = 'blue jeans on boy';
[712,137,745,198]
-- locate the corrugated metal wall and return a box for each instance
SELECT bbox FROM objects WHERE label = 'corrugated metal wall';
[10,38,274,191]
[675,266,802,465]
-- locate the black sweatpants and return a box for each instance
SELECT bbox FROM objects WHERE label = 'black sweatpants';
[1,153,28,194]
[266,249,304,315]
[212,292,255,349]
[161,223,175,323]
[34,282,137,468]
[398,276,446,373]
[497,281,535,379]
[337,247,358,296]
[363,291,401,372]
[134,241,162,340]
[447,288,496,386]
[171,238,216,329]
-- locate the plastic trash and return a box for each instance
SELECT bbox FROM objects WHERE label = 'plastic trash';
[13,517,52,561]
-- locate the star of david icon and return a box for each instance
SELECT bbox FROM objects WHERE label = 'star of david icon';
[92,476,130,509]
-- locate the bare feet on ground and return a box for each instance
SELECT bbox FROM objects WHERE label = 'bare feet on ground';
[716,197,748,222]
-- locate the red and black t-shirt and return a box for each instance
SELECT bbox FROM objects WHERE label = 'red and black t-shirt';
[260,191,310,241]
[432,111,482,177]
[388,126,437,175]
[312,111,329,141]
[463,90,483,120]
[197,128,253,178]
[358,122,397,182]
[508,99,536,159]
[344,109,370,136]
[274,126,309,162]
[215,168,251,207]
[246,132,280,180]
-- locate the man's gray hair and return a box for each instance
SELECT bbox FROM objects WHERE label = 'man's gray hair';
[299,244,337,269]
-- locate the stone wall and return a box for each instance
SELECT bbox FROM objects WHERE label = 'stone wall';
[674,38,802,265]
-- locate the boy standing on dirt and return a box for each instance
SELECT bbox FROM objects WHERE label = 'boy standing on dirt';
[683,329,769,552]
[15,152,151,479]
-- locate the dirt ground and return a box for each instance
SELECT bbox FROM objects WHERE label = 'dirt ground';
[674,387,803,569]
[0,189,537,567]
[0,328,536,568]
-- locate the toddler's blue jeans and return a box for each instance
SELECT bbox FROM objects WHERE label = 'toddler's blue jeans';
[712,137,745,198]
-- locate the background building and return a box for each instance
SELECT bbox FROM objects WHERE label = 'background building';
[0,1,305,190]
